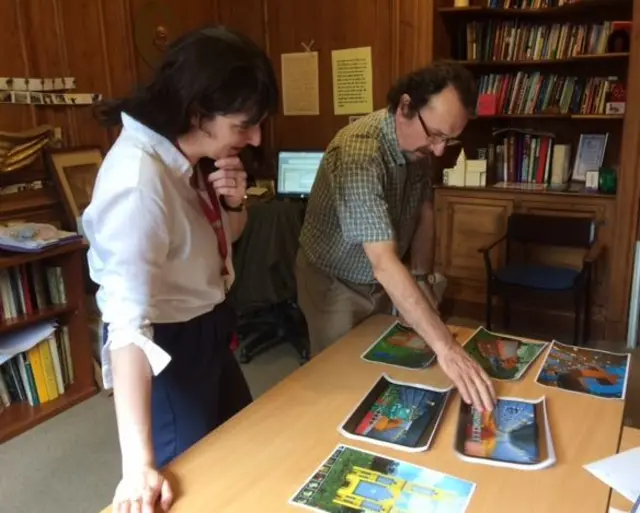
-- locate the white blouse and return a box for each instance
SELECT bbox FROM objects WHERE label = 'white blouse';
[82,113,234,389]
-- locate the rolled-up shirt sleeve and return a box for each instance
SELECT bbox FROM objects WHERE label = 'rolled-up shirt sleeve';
[332,156,395,244]
[84,185,171,389]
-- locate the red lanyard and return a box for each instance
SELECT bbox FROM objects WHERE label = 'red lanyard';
[194,166,238,349]
[195,167,229,277]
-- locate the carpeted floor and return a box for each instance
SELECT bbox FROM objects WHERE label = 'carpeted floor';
[0,315,637,513]
[0,341,302,513]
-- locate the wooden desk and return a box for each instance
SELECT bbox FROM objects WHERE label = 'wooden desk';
[609,426,640,512]
[100,315,625,513]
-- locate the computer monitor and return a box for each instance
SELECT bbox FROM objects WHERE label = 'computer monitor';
[276,150,324,199]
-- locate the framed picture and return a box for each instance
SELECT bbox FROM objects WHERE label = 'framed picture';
[47,146,103,228]
[571,133,608,183]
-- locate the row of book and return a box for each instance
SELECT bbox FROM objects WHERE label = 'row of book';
[489,132,571,184]
[458,21,618,62]
[477,72,623,115]
[0,262,67,321]
[487,0,589,7]
[0,325,74,409]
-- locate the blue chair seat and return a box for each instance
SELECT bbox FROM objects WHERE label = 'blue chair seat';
[495,264,580,290]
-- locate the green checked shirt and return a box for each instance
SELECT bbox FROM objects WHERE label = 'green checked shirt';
[299,108,433,285]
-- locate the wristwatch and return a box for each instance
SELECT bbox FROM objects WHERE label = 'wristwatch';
[413,272,436,285]
[220,196,245,212]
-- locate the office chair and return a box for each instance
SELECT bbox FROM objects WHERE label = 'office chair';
[479,213,603,346]
[235,298,309,364]
[229,200,310,364]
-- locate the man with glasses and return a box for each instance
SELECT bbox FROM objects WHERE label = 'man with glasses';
[296,60,496,412]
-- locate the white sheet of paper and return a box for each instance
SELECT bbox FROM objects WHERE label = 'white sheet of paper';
[609,508,628,513]
[0,321,57,365]
[585,447,640,503]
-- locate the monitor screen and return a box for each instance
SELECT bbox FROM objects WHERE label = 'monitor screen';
[276,151,324,198]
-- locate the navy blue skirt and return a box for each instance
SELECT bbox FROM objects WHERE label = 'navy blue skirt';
[104,301,252,468]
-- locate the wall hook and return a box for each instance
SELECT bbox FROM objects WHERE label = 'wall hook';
[301,40,315,52]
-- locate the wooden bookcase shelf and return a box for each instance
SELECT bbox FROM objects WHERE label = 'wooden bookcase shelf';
[0,382,96,443]
[439,0,632,17]
[436,0,631,168]
[0,240,97,443]
[474,114,625,120]
[0,305,76,335]
[431,0,635,338]
[435,182,617,198]
[460,52,629,67]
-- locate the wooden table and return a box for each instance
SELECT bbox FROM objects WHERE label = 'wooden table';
[100,315,625,512]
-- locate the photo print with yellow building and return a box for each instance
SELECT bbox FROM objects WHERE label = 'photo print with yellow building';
[290,444,476,513]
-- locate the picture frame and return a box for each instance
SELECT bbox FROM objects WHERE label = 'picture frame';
[571,133,608,183]
[46,146,103,229]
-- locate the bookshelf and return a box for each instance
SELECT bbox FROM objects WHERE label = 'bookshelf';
[0,241,97,443]
[430,0,636,338]
[438,0,632,183]
[458,51,629,67]
[438,0,630,16]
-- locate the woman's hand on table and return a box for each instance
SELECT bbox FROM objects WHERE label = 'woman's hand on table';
[113,465,173,513]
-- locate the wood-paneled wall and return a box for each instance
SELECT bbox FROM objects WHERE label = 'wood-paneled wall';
[267,0,394,150]
[1,0,235,150]
[0,0,433,155]
[266,0,438,151]
[3,0,640,339]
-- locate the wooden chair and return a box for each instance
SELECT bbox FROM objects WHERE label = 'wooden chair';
[478,213,603,346]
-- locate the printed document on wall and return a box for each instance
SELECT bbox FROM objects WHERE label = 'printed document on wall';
[331,46,373,115]
[280,52,320,116]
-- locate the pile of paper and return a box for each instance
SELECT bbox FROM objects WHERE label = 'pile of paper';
[585,448,640,511]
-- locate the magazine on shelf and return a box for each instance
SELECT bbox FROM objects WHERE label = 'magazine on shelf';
[290,444,476,513]
[462,326,548,381]
[361,321,436,370]
[338,373,452,453]
[0,223,81,253]
[453,395,556,471]
[535,340,631,400]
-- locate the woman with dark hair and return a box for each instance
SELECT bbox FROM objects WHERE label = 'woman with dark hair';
[82,26,278,512]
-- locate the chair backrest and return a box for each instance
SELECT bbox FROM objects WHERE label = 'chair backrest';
[507,213,595,249]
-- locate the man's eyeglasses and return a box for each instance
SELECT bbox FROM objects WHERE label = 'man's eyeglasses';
[417,112,460,147]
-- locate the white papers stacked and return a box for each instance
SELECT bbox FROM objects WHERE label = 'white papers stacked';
[585,447,640,504]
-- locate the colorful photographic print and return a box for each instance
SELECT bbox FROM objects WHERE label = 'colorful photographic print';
[361,322,436,369]
[463,327,547,381]
[340,374,451,452]
[290,444,476,513]
[536,341,631,400]
[454,397,556,471]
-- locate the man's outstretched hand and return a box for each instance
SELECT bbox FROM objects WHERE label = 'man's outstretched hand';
[437,341,497,411]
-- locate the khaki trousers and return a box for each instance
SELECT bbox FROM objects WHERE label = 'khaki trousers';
[295,250,392,357]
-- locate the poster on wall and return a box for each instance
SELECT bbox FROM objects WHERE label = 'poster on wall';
[331,46,373,116]
[280,51,320,116]
[0,77,76,91]
[0,92,102,105]
[0,76,101,106]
